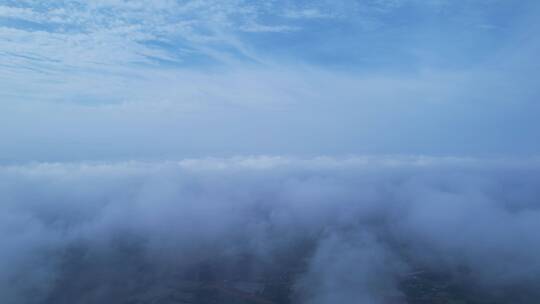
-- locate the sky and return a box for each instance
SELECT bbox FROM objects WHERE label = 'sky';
[2,2,540,304]
[1,0,539,162]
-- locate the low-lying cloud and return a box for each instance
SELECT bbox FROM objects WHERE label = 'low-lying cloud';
[1,156,540,303]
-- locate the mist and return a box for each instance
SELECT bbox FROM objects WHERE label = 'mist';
[2,156,539,303]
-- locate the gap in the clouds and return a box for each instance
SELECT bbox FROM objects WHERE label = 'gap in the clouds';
[0,16,62,32]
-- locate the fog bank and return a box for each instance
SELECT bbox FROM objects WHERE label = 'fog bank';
[1,156,540,303]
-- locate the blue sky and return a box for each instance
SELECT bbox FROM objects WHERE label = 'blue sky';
[1,0,539,161]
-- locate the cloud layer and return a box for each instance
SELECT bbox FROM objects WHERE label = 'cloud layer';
[2,156,540,303]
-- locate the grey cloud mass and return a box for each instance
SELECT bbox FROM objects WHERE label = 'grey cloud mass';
[1,157,540,303]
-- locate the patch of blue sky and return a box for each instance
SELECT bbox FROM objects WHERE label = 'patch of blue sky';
[0,16,58,31]
[233,1,521,72]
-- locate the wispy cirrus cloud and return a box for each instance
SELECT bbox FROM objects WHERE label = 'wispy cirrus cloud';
[0,0,539,161]
[0,0,322,70]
